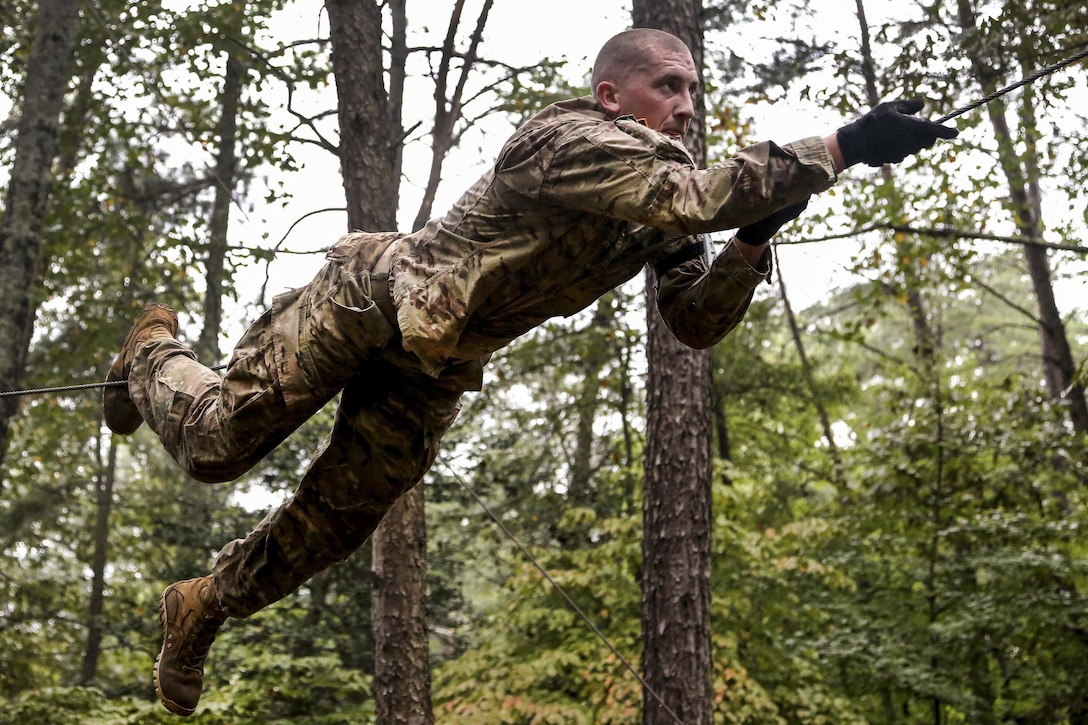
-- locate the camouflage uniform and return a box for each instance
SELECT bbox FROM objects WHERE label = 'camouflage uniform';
[129,96,837,617]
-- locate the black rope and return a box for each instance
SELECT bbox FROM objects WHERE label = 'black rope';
[0,379,125,398]
[936,46,1088,123]
[437,458,685,725]
[0,364,227,400]
[776,223,1088,254]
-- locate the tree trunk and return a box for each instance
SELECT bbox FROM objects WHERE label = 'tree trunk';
[955,0,1088,434]
[327,0,400,230]
[632,2,714,723]
[326,2,431,723]
[175,43,247,641]
[641,287,714,725]
[0,0,81,474]
[195,52,244,364]
[371,486,433,723]
[79,439,117,683]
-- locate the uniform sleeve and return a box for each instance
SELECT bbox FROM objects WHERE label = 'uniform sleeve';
[653,135,839,233]
[523,119,838,235]
[653,236,771,349]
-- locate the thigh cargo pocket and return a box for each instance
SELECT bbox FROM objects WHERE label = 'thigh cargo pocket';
[292,232,405,392]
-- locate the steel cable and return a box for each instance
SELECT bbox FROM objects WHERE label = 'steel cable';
[935,46,1088,123]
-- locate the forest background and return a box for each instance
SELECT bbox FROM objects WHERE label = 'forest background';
[1,0,1087,723]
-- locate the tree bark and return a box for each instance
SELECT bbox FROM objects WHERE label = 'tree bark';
[327,0,400,229]
[80,439,117,683]
[195,52,244,364]
[0,0,81,474]
[641,292,714,725]
[371,485,433,724]
[326,1,432,723]
[632,2,714,723]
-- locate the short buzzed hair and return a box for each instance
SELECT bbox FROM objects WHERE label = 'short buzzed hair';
[591,29,692,100]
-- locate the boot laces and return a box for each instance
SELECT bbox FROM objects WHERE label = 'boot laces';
[179,609,224,674]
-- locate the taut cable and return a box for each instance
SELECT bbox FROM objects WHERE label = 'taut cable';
[935,46,1088,124]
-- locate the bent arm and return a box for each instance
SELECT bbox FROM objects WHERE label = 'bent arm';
[654,236,771,349]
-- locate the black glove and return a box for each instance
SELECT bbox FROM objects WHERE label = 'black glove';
[837,99,958,168]
[736,200,808,245]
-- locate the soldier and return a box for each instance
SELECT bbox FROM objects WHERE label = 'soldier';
[103,28,957,716]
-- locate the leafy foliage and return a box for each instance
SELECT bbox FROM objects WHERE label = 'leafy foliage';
[2,0,1086,722]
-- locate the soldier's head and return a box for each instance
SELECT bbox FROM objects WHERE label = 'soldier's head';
[591,28,698,142]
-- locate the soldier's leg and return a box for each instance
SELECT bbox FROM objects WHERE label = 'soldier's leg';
[126,234,400,483]
[129,301,330,483]
[211,362,463,617]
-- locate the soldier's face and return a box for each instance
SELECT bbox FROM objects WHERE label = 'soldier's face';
[597,44,698,142]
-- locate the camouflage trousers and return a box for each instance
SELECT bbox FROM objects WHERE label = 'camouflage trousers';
[128,233,476,618]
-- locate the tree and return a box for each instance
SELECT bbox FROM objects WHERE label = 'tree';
[0,0,305,698]
[697,2,1086,720]
[0,0,80,472]
[631,1,715,723]
[326,1,550,719]
[951,0,1088,433]
[3,1,1085,721]
[323,2,425,722]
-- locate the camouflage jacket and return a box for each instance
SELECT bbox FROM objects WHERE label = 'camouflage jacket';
[387,96,838,377]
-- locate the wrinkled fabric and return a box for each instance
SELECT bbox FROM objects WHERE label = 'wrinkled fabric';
[212,364,462,617]
[388,96,837,374]
[129,95,837,615]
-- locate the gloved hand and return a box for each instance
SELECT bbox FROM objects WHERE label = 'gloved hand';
[837,99,958,168]
[736,200,808,245]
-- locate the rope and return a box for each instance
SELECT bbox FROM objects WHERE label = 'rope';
[436,458,686,725]
[0,379,125,398]
[936,46,1088,123]
[0,364,227,400]
[776,223,1088,254]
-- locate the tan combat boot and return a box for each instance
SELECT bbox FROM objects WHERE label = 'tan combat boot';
[153,576,227,717]
[102,302,178,434]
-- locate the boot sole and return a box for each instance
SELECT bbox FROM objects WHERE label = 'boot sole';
[103,303,177,435]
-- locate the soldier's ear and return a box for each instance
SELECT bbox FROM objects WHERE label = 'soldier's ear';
[596,81,621,118]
